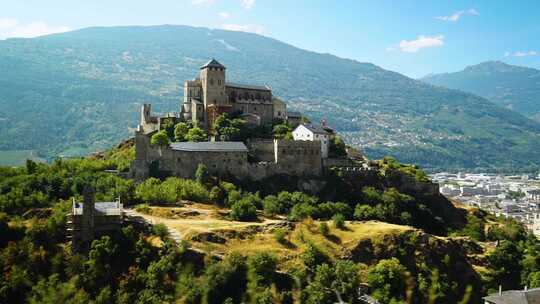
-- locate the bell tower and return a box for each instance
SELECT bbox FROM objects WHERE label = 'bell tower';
[200,59,229,129]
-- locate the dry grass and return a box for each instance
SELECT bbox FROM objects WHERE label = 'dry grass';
[134,205,416,270]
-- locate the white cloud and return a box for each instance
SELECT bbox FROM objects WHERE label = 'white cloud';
[221,23,264,34]
[0,18,18,29]
[388,35,444,53]
[505,51,538,57]
[0,18,70,40]
[240,0,255,9]
[435,9,479,22]
[192,0,215,6]
[218,12,231,19]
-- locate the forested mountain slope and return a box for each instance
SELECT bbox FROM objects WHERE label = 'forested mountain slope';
[422,61,540,120]
[1,25,540,171]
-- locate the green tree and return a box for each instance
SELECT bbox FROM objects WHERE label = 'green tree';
[195,164,211,185]
[332,213,346,229]
[329,136,347,158]
[151,130,170,146]
[367,258,408,303]
[487,241,523,290]
[319,222,329,236]
[272,123,292,139]
[186,127,207,142]
[203,253,247,304]
[230,199,257,221]
[174,122,190,142]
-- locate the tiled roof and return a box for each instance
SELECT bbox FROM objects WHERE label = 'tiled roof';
[170,141,248,152]
[297,123,330,135]
[226,82,271,91]
[201,58,226,69]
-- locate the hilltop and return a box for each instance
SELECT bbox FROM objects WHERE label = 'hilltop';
[422,61,540,120]
[0,141,538,303]
[2,25,540,171]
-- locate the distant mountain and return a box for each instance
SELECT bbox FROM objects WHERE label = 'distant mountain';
[1,25,540,171]
[422,61,540,120]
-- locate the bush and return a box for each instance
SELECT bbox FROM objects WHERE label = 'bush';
[150,130,170,146]
[319,222,329,236]
[263,195,280,217]
[135,204,151,214]
[230,199,257,221]
[274,228,287,244]
[367,258,408,303]
[152,224,169,240]
[302,243,328,271]
[195,164,211,185]
[354,204,377,221]
[317,202,352,219]
[289,203,318,221]
[332,214,345,229]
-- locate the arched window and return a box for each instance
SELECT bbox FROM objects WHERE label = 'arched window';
[210,78,214,85]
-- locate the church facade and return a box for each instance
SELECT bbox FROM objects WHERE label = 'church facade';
[181,59,285,129]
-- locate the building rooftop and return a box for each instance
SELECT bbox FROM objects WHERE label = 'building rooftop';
[73,201,122,216]
[484,287,540,303]
[287,111,302,118]
[201,58,226,70]
[170,141,248,152]
[226,82,271,92]
[298,123,331,135]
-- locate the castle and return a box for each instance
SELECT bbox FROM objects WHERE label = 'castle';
[180,59,287,129]
[130,59,364,181]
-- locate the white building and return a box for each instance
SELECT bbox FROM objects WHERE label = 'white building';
[293,124,331,158]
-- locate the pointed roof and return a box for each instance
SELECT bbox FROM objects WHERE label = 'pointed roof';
[201,58,226,70]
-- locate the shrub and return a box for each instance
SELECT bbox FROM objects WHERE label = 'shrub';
[186,126,207,142]
[367,258,408,303]
[319,222,329,236]
[174,122,190,142]
[152,224,169,240]
[301,242,328,271]
[289,203,317,221]
[230,199,257,221]
[263,195,280,217]
[135,204,151,214]
[274,228,287,244]
[195,164,211,185]
[332,214,346,229]
[354,204,377,221]
[150,130,170,146]
[317,202,352,219]
[247,252,277,287]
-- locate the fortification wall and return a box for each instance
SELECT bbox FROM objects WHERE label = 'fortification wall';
[247,140,275,162]
[275,140,322,177]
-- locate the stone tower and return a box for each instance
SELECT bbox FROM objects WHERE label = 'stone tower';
[200,59,229,129]
[81,186,95,246]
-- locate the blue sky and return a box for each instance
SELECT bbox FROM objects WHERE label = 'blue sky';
[1,0,539,78]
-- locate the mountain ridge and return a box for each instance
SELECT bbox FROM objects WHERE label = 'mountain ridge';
[1,25,540,171]
[422,61,540,120]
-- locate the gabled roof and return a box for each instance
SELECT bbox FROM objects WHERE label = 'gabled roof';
[170,141,248,152]
[226,82,271,91]
[201,58,226,70]
[295,123,330,135]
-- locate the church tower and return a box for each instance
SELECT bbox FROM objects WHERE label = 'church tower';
[200,59,230,129]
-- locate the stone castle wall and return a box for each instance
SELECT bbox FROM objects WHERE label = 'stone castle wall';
[131,132,323,181]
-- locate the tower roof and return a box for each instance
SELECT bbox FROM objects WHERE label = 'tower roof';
[200,58,226,70]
